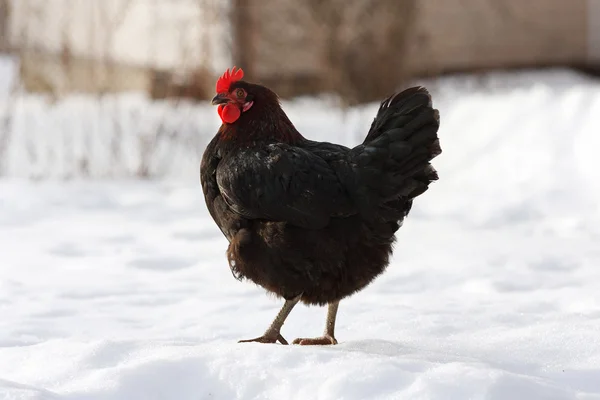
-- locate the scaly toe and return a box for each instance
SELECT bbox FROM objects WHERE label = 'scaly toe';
[292,335,337,345]
[238,332,288,345]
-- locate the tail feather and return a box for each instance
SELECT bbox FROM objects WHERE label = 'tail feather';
[349,86,441,217]
[364,87,435,143]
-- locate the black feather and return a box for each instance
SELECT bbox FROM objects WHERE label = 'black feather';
[200,83,441,307]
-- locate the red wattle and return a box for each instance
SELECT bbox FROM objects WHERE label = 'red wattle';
[219,104,241,124]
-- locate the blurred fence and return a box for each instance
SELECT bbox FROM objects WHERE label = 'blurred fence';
[0,0,598,103]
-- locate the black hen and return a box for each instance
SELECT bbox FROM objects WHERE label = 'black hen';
[200,67,441,345]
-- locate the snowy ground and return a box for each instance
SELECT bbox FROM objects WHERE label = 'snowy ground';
[1,69,600,399]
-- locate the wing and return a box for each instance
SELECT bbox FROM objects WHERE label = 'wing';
[216,143,355,229]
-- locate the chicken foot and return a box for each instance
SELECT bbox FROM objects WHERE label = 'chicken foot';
[238,294,301,344]
[293,301,339,345]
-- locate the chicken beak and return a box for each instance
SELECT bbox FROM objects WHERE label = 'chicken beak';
[211,94,229,105]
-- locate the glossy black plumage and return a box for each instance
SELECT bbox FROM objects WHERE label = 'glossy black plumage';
[200,81,441,307]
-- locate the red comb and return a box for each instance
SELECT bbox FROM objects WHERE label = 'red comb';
[216,66,244,93]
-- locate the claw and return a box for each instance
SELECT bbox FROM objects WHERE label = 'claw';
[238,332,288,345]
[277,333,289,345]
[292,335,338,346]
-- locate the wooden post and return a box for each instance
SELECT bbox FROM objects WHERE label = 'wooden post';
[231,0,255,80]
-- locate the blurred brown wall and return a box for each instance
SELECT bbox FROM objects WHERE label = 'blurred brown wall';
[590,0,600,63]
[244,0,418,103]
[246,0,591,96]
[405,0,588,76]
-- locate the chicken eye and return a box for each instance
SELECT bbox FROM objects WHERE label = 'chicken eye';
[235,89,245,98]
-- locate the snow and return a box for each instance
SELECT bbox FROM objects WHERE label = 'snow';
[0,92,360,179]
[0,55,18,97]
[1,69,600,399]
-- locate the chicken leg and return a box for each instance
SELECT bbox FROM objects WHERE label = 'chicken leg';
[238,294,301,344]
[293,301,339,345]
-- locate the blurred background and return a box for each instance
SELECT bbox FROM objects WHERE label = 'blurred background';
[1,0,599,101]
[0,0,599,180]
